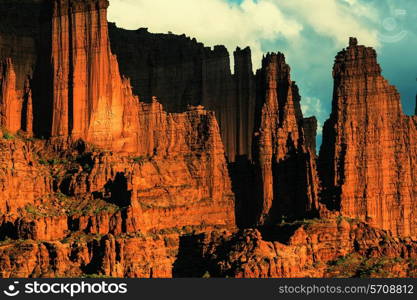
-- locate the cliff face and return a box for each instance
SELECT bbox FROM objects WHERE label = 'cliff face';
[0,0,236,278]
[319,38,417,237]
[50,0,141,153]
[253,53,319,225]
[108,25,257,162]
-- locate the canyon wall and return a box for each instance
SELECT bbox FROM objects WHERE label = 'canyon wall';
[108,25,257,162]
[0,0,235,260]
[319,38,417,237]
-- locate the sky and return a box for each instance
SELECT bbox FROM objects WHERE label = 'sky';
[108,0,417,145]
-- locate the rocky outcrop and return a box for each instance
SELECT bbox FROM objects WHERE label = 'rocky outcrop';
[0,139,53,213]
[319,38,417,237]
[2,217,415,278]
[253,53,319,225]
[0,233,177,278]
[201,218,417,278]
[234,47,256,160]
[302,117,318,154]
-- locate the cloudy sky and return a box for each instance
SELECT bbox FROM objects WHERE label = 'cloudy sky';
[108,0,416,144]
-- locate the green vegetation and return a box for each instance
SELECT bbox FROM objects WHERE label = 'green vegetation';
[131,155,151,164]
[3,131,14,140]
[38,158,68,166]
[61,233,104,244]
[327,254,412,278]
[25,204,46,217]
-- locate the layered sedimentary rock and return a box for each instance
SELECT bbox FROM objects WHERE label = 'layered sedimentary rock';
[253,53,319,225]
[0,139,53,214]
[0,0,236,279]
[319,38,417,237]
[108,25,257,162]
[0,59,21,133]
[202,218,417,278]
[0,105,235,231]
[2,217,416,278]
[50,0,141,153]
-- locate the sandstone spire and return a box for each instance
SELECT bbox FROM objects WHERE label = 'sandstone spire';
[50,0,140,152]
[319,38,417,236]
[253,53,319,225]
[0,58,22,134]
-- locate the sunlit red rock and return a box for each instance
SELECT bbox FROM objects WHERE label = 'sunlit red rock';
[319,37,417,237]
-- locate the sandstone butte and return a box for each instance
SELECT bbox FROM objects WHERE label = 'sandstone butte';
[0,1,415,278]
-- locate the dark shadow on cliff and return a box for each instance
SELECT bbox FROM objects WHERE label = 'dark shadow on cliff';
[318,117,344,211]
[104,172,132,207]
[172,233,208,277]
[259,137,319,227]
[258,222,305,245]
[81,238,107,275]
[228,155,258,228]
[31,1,53,138]
[0,221,17,241]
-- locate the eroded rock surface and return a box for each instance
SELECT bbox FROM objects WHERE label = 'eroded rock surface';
[319,38,417,236]
[0,1,415,279]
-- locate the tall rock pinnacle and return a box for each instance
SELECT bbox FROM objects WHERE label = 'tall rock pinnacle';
[319,38,417,236]
[253,53,319,225]
[50,0,141,152]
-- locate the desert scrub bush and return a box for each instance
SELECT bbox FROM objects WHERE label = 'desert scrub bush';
[131,155,151,164]
[2,130,14,140]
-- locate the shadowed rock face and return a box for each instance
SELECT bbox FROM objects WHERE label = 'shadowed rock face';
[0,1,416,279]
[108,25,257,162]
[252,53,319,225]
[319,37,417,236]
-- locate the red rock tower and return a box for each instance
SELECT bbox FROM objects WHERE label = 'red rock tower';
[253,53,319,225]
[51,0,140,152]
[319,38,417,236]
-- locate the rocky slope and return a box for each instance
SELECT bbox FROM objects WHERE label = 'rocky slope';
[201,217,417,278]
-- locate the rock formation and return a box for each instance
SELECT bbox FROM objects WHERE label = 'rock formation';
[319,37,417,237]
[0,0,416,279]
[108,25,257,162]
[50,0,141,153]
[0,59,21,133]
[201,218,417,278]
[253,53,319,225]
[2,217,416,278]
[0,0,236,278]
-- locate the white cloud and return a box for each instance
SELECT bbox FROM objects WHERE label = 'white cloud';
[108,0,302,68]
[301,97,325,134]
[274,0,379,48]
[108,0,380,69]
